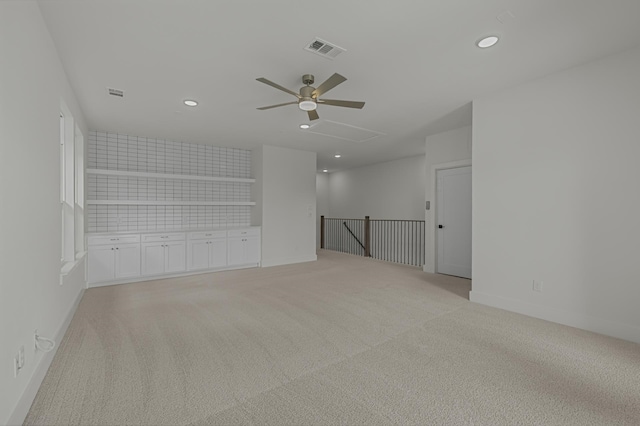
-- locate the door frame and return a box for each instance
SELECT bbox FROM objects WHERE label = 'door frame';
[425,159,472,275]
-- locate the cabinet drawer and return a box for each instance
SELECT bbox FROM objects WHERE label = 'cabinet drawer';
[189,231,227,240]
[227,228,260,237]
[88,235,140,246]
[142,233,186,243]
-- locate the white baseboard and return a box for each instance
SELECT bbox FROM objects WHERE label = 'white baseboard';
[470,290,640,344]
[88,263,261,288]
[422,264,435,273]
[261,254,317,268]
[7,287,85,426]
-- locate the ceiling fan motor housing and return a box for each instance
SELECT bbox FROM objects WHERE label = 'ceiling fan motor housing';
[298,85,317,110]
[302,74,315,85]
[300,85,315,98]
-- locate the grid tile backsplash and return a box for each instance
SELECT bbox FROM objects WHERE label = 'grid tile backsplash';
[87,131,252,233]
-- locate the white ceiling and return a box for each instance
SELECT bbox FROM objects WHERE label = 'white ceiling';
[38,0,640,172]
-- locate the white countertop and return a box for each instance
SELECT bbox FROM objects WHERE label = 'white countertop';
[87,226,260,237]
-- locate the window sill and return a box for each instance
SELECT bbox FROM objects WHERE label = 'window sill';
[60,252,86,285]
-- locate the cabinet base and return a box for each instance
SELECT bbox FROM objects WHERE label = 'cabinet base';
[88,263,260,288]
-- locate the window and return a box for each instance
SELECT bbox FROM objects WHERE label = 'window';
[59,100,84,280]
[74,124,85,256]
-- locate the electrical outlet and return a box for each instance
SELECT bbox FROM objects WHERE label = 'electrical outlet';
[14,346,25,377]
[533,280,543,292]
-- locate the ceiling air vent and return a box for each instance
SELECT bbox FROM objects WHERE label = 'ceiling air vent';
[304,38,346,60]
[107,87,124,98]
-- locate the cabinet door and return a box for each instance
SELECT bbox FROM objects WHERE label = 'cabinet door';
[142,243,165,276]
[245,236,261,264]
[88,246,115,283]
[189,240,210,271]
[209,238,227,268]
[227,237,245,266]
[116,244,141,278]
[165,241,186,273]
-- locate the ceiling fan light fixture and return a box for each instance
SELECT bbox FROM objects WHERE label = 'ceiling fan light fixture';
[477,36,499,48]
[184,99,198,107]
[298,100,317,111]
[299,124,310,129]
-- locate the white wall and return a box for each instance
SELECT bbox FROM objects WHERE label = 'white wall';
[0,3,88,424]
[328,155,426,220]
[423,126,472,272]
[316,172,330,249]
[258,145,317,267]
[471,47,640,343]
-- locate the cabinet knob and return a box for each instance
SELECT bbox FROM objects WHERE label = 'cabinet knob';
[111,248,114,250]
[115,247,119,250]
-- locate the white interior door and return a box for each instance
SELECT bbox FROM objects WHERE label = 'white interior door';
[437,166,472,279]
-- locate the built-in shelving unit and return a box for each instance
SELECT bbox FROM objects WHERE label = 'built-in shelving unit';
[87,200,255,206]
[87,168,256,183]
[87,169,256,206]
[87,131,254,232]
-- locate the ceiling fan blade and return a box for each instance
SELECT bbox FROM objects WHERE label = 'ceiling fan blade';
[256,78,301,98]
[307,110,319,121]
[317,99,365,109]
[256,101,298,110]
[311,73,347,98]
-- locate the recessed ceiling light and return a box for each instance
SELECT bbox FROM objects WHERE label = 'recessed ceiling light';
[184,100,198,107]
[300,124,310,129]
[334,154,341,158]
[322,169,328,173]
[477,36,499,48]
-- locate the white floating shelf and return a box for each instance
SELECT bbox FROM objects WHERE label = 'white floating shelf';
[87,168,255,183]
[88,200,255,206]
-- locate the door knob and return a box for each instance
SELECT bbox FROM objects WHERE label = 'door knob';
[438,225,444,229]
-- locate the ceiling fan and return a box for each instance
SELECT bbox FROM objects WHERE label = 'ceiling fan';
[256,73,365,121]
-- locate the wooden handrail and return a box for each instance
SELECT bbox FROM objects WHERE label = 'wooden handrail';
[324,217,424,223]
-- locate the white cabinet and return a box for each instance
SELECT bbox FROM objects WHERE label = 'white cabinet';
[87,227,260,285]
[117,244,143,278]
[87,235,141,283]
[187,231,227,271]
[88,245,116,283]
[141,233,186,276]
[227,228,261,266]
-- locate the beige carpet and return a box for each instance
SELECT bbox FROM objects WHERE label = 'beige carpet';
[25,251,640,425]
